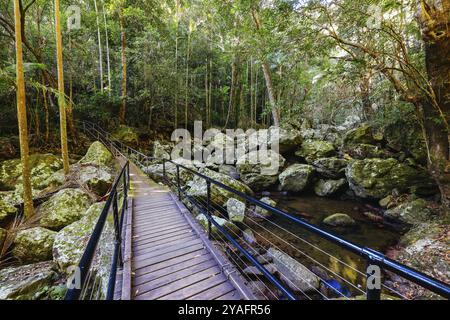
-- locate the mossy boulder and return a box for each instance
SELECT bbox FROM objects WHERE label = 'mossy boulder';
[0,154,62,191]
[344,143,393,159]
[39,188,93,230]
[268,248,320,293]
[0,197,17,225]
[314,178,347,197]
[0,261,58,300]
[52,201,113,299]
[252,197,277,219]
[53,202,110,272]
[271,126,303,154]
[343,123,383,146]
[187,168,253,206]
[383,199,434,225]
[345,158,437,199]
[323,213,356,228]
[279,164,315,193]
[79,141,114,167]
[312,157,348,179]
[153,141,171,159]
[111,125,139,145]
[295,140,336,163]
[226,198,246,223]
[78,165,114,196]
[12,227,56,264]
[196,214,240,239]
[237,150,286,191]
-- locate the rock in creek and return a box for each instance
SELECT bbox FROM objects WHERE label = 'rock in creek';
[322,213,356,228]
[279,164,315,193]
[312,157,348,179]
[314,178,347,197]
[267,248,320,293]
[383,198,435,225]
[196,214,240,239]
[226,198,246,223]
[295,139,336,163]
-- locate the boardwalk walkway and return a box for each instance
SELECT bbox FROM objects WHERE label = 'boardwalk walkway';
[116,161,253,300]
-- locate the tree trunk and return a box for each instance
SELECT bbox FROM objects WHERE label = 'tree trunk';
[419,0,450,207]
[119,11,127,124]
[94,0,104,92]
[13,0,34,217]
[54,0,70,175]
[102,0,112,96]
[251,8,281,127]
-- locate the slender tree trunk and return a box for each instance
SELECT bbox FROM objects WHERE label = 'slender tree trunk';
[102,0,112,96]
[54,0,70,174]
[185,28,191,130]
[94,0,104,92]
[43,86,49,142]
[251,8,281,127]
[174,0,180,129]
[119,10,127,124]
[13,0,33,217]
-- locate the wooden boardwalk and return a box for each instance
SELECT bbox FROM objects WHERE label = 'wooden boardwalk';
[116,162,254,300]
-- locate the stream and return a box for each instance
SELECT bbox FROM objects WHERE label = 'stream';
[248,195,401,296]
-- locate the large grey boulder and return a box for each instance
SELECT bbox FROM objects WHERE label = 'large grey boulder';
[312,157,348,179]
[383,199,434,225]
[0,154,62,191]
[187,168,253,206]
[77,165,114,196]
[345,158,437,199]
[79,141,114,167]
[279,164,315,193]
[252,197,277,219]
[343,123,383,146]
[268,248,320,293]
[12,227,56,264]
[314,178,347,197]
[295,140,336,163]
[196,214,240,239]
[0,261,57,300]
[237,150,286,191]
[39,188,93,230]
[53,202,113,299]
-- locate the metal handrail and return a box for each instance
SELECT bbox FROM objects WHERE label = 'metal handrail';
[77,121,450,300]
[65,125,131,300]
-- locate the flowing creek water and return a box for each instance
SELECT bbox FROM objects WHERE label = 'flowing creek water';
[247,195,401,297]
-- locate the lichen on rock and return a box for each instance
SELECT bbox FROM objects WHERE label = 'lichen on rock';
[39,188,93,230]
[79,141,114,167]
[12,227,56,264]
[279,164,315,193]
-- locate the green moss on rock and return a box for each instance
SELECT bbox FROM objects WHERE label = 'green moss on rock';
[279,164,315,193]
[39,188,93,230]
[295,140,336,163]
[0,197,17,225]
[12,227,56,264]
[79,141,114,167]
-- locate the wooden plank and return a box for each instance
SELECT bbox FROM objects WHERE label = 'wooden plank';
[133,238,204,262]
[133,234,198,255]
[188,282,236,300]
[121,198,133,300]
[157,273,229,300]
[132,225,192,243]
[133,221,188,234]
[133,249,209,276]
[133,210,181,221]
[134,259,219,297]
[133,243,206,270]
[133,214,183,225]
[132,224,191,241]
[134,266,222,300]
[133,254,213,286]
[132,228,194,247]
[133,218,186,231]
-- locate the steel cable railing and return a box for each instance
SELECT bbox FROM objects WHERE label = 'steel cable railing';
[77,121,450,301]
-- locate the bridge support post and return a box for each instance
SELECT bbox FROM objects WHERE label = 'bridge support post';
[206,181,212,240]
[162,159,166,181]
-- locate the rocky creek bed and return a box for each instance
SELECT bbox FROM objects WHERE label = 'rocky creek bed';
[0,121,448,300]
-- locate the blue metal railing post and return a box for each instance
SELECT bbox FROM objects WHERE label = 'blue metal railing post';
[206,180,212,240]
[176,165,181,197]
